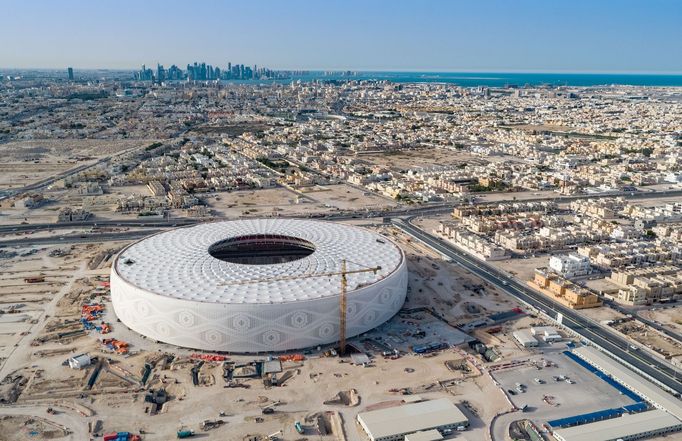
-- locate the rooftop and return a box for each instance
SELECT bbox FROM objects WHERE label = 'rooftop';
[357,398,468,439]
[553,409,682,441]
[404,429,444,441]
[114,219,403,304]
[573,346,682,420]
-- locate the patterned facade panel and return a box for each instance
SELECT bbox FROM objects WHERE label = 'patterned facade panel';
[111,258,407,353]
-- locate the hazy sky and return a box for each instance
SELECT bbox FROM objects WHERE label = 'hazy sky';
[2,0,681,72]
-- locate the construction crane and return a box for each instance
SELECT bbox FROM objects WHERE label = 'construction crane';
[220,260,380,354]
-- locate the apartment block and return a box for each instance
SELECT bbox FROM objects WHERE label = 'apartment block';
[531,268,602,309]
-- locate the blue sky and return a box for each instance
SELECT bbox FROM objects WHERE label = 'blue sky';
[2,0,681,72]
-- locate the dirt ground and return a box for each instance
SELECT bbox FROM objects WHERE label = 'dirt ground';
[0,139,155,190]
[206,184,394,219]
[611,320,682,358]
[0,163,76,190]
[12,211,680,440]
[0,222,564,441]
[359,150,486,173]
[0,415,68,440]
[640,307,682,333]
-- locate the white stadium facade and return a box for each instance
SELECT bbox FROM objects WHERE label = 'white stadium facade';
[110,219,408,353]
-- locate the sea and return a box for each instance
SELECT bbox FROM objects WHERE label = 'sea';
[248,71,682,88]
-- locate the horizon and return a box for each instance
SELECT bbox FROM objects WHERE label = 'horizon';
[3,67,682,76]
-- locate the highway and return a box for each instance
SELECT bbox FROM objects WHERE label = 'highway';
[0,217,199,234]
[391,217,682,396]
[0,230,161,247]
[0,204,454,234]
[1,186,681,235]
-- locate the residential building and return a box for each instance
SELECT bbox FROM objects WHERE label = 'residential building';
[549,253,591,278]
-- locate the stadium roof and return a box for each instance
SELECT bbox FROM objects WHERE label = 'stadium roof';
[114,219,403,304]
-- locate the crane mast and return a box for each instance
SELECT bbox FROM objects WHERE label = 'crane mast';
[220,259,380,355]
[339,260,348,354]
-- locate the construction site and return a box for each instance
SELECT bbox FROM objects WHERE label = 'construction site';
[0,217,583,441]
[1,217,679,441]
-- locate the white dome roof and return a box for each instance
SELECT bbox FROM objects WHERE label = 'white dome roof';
[114,218,403,304]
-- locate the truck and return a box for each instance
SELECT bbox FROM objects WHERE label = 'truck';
[200,420,224,430]
[412,341,447,354]
[177,429,195,438]
[103,433,138,441]
[294,421,304,434]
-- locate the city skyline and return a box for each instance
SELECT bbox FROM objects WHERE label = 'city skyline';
[2,0,681,73]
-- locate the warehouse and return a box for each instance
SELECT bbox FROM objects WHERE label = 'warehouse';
[553,409,682,441]
[513,329,538,347]
[357,398,468,441]
[404,430,443,441]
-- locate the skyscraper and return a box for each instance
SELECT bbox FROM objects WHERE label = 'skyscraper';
[157,64,165,82]
[67,67,74,80]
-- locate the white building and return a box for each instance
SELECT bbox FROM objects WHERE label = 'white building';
[404,430,444,441]
[531,326,562,343]
[513,329,539,347]
[357,398,468,441]
[68,353,91,369]
[549,253,591,278]
[553,409,682,441]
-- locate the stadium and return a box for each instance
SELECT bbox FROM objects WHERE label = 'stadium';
[110,219,408,353]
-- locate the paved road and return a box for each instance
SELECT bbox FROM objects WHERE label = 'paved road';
[0,147,135,202]
[392,217,682,396]
[0,205,452,234]
[0,124,192,203]
[2,187,682,235]
[0,217,198,234]
[0,230,161,247]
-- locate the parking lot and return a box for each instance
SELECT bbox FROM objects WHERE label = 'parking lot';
[492,348,635,423]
